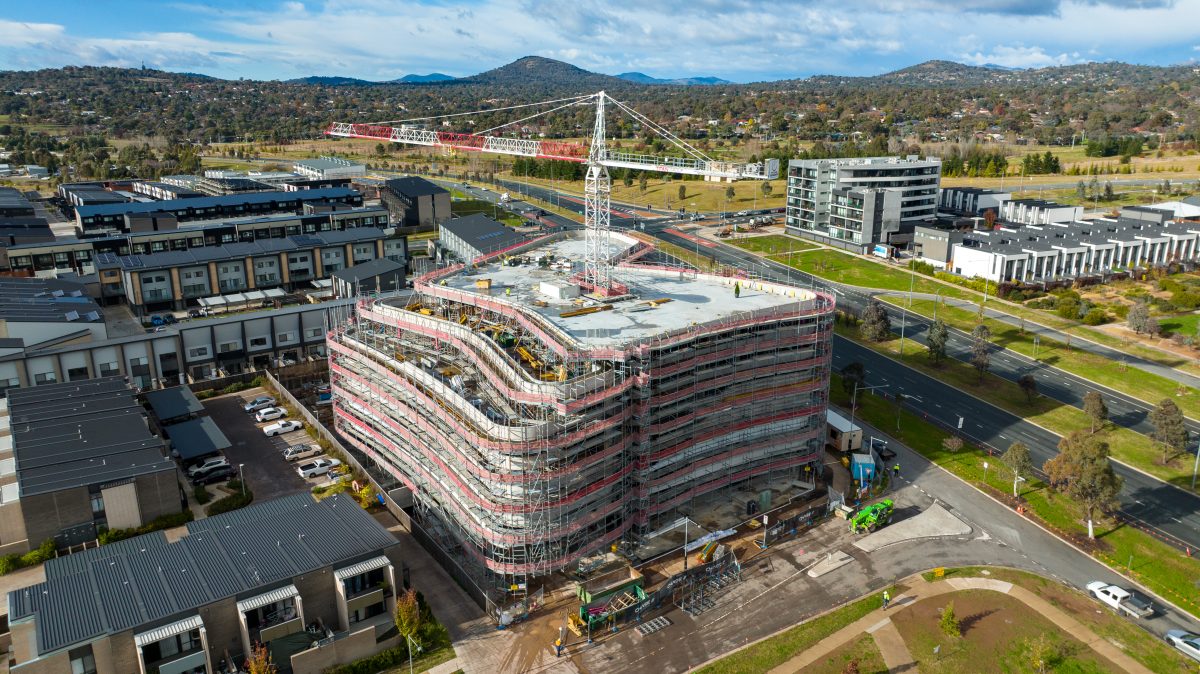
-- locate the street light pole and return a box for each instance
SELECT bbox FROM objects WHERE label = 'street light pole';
[238,464,246,496]
[850,382,890,431]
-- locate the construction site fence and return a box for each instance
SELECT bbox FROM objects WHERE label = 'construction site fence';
[265,370,500,615]
[633,547,744,623]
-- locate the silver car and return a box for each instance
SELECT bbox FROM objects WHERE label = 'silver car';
[1166,630,1200,663]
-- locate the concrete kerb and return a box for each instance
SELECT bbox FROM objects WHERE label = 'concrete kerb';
[847,408,1200,623]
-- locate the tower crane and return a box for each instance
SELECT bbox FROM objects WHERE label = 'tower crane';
[326,92,779,295]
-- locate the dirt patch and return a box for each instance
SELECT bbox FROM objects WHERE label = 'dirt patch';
[800,633,887,674]
[890,589,1120,673]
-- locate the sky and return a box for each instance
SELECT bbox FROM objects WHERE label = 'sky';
[0,1,1198,83]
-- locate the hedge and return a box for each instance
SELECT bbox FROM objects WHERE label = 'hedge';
[206,482,253,516]
[99,510,195,546]
[0,539,56,575]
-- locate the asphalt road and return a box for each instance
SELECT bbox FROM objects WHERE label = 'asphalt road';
[646,224,1200,553]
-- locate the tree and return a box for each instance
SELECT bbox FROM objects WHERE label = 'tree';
[245,643,277,674]
[841,362,866,397]
[1017,374,1037,403]
[678,184,686,201]
[1127,301,1150,334]
[1083,391,1108,433]
[1043,432,1123,538]
[842,658,861,674]
[725,185,736,202]
[939,601,961,637]
[623,175,633,188]
[942,436,964,453]
[1103,181,1115,201]
[1149,398,1189,464]
[761,182,773,197]
[970,324,991,382]
[638,173,648,193]
[860,300,891,342]
[394,588,423,668]
[983,208,997,229]
[1001,442,1032,497]
[926,318,949,365]
[1023,634,1062,674]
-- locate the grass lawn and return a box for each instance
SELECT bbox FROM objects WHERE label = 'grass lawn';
[800,633,887,674]
[892,589,1117,674]
[498,172,787,212]
[830,371,1200,621]
[881,296,1200,421]
[836,321,1192,486]
[1159,312,1200,338]
[729,234,817,255]
[770,249,974,299]
[379,645,456,673]
[694,590,890,674]
[922,567,1191,674]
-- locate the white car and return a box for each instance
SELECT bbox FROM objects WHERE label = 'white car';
[243,396,276,413]
[263,420,303,437]
[296,458,341,479]
[186,456,230,477]
[255,406,288,423]
[1086,581,1154,618]
[283,443,322,462]
[1166,631,1200,662]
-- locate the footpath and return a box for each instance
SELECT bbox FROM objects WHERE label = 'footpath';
[763,574,1152,674]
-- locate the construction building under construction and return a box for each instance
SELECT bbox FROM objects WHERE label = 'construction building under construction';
[329,230,834,603]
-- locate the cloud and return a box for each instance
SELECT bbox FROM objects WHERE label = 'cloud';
[0,0,1197,81]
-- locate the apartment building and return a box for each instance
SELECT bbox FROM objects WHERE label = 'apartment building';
[330,230,834,603]
[380,177,451,228]
[939,187,1012,215]
[0,377,182,555]
[998,198,1083,226]
[786,155,941,250]
[7,492,402,674]
[950,210,1200,282]
[73,188,363,233]
[825,186,902,250]
[294,156,367,180]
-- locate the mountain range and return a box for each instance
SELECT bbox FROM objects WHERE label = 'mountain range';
[283,58,733,87]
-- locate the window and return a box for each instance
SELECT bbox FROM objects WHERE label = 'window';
[90,492,105,516]
[277,331,296,343]
[188,347,209,358]
[33,372,56,385]
[130,357,148,367]
[69,646,97,674]
[98,362,119,376]
[218,341,240,353]
[250,336,268,348]
[305,327,323,338]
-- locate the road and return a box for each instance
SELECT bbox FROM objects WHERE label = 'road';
[644,224,1200,553]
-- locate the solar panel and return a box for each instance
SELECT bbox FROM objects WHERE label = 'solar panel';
[93,252,119,265]
[121,256,144,268]
[291,235,323,248]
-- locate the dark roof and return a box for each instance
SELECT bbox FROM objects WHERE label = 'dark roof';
[144,386,204,421]
[440,213,526,255]
[0,187,35,211]
[75,188,359,220]
[385,176,448,198]
[330,257,406,285]
[6,377,173,496]
[164,417,231,461]
[92,228,387,271]
[0,278,102,323]
[10,493,396,656]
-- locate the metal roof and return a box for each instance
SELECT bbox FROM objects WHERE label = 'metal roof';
[164,417,231,461]
[143,386,204,421]
[440,213,526,254]
[6,377,174,496]
[0,278,103,324]
[75,188,358,220]
[385,176,448,198]
[8,493,396,657]
[330,257,406,285]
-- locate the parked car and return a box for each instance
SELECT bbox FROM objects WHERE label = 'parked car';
[1165,630,1200,663]
[283,443,322,462]
[296,458,341,479]
[190,465,236,485]
[243,396,276,413]
[255,406,288,423]
[161,314,178,325]
[263,420,303,437]
[1086,581,1154,618]
[870,437,896,462]
[150,315,165,327]
[186,456,231,478]
[736,210,749,217]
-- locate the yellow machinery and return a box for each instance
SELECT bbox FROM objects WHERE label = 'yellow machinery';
[559,304,614,318]
[475,278,492,289]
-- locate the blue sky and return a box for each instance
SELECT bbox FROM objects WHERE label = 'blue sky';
[1,1,1198,82]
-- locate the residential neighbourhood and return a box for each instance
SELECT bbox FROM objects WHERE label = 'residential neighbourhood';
[1,2,1200,673]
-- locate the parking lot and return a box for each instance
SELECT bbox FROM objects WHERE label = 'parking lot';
[203,389,325,503]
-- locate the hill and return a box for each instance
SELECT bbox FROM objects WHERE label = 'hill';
[395,73,453,83]
[457,56,627,89]
[616,72,732,86]
[285,75,375,86]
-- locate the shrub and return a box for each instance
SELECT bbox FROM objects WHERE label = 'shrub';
[1172,291,1200,311]
[940,601,961,637]
[0,539,57,575]
[193,485,212,505]
[1082,308,1109,325]
[206,489,253,516]
[1055,298,1081,319]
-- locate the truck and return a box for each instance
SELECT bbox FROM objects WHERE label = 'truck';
[1086,581,1154,619]
[849,499,894,534]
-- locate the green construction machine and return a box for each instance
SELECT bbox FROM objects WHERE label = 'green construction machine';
[849,499,894,534]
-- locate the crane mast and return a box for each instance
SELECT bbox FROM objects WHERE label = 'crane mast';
[326,91,779,295]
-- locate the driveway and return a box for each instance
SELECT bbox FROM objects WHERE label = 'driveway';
[203,390,310,503]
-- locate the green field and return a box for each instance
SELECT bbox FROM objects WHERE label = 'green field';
[770,248,973,299]
[729,234,817,255]
[883,296,1200,422]
[1159,312,1200,337]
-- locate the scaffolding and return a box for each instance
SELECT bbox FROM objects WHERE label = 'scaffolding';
[328,232,834,614]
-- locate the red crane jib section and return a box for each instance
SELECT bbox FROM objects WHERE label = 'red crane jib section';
[326,124,588,163]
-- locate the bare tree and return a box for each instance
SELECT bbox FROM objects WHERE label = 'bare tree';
[1017,374,1037,403]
